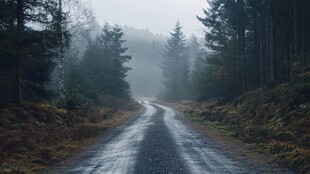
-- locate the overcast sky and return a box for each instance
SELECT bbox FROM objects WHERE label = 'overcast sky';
[90,0,208,37]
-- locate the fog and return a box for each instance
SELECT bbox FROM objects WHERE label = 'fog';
[87,0,207,98]
[90,0,206,36]
[122,27,166,97]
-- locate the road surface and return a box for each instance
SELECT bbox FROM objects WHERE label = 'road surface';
[49,101,292,174]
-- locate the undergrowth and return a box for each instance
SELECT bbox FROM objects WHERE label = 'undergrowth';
[0,99,141,173]
[182,83,310,174]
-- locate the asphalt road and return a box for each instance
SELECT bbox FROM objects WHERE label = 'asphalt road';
[49,101,292,174]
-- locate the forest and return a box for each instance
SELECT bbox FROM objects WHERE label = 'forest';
[0,0,137,108]
[160,0,310,101]
[196,0,310,100]
[0,0,309,173]
[3,0,309,105]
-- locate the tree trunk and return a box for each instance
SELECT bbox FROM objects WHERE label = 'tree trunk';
[269,9,274,81]
[293,0,298,82]
[301,0,305,83]
[260,0,264,87]
[15,0,24,104]
[289,0,294,82]
[265,1,270,82]
[232,25,237,96]
[252,1,260,87]
[57,0,66,105]
[240,0,246,91]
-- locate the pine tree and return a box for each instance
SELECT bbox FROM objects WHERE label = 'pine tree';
[195,0,310,101]
[70,24,132,103]
[197,0,236,99]
[161,21,189,100]
[188,35,201,73]
[0,0,60,104]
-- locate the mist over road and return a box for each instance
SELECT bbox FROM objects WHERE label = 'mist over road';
[49,102,290,174]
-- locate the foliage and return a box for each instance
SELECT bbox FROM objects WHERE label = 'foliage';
[0,100,140,173]
[161,22,190,101]
[67,23,132,104]
[195,0,310,101]
[183,84,310,173]
[0,0,62,104]
[293,83,310,97]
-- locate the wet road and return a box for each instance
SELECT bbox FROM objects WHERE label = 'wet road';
[49,102,291,174]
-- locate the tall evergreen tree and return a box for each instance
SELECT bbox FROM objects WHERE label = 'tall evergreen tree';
[197,0,237,99]
[161,21,189,100]
[188,35,201,73]
[0,0,60,104]
[196,0,310,101]
[68,24,132,103]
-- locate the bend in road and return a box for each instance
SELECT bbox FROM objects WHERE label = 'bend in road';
[48,101,293,174]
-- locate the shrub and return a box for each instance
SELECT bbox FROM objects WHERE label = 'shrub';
[275,131,294,142]
[293,83,310,97]
[97,95,132,112]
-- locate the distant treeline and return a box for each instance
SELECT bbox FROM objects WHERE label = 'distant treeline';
[123,26,166,98]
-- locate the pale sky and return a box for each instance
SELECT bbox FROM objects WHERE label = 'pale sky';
[90,0,208,37]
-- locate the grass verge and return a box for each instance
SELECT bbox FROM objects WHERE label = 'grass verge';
[176,83,310,174]
[0,101,141,173]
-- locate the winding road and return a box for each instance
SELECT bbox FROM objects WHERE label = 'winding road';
[49,101,292,174]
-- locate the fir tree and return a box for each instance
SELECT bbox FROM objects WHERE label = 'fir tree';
[0,0,60,104]
[161,21,189,100]
[70,24,132,103]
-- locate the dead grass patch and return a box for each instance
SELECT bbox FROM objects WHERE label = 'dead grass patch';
[0,101,141,173]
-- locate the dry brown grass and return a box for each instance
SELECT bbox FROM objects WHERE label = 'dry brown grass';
[0,102,141,174]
